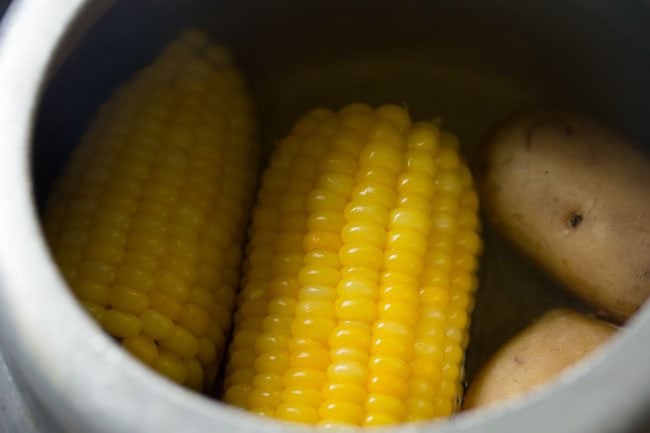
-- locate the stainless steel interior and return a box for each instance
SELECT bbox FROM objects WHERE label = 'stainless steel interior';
[0,0,649,432]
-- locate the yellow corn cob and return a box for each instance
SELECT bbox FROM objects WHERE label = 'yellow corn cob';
[222,103,481,426]
[42,30,258,391]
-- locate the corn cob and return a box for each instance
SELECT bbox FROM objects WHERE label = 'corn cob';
[222,104,481,426]
[42,30,258,391]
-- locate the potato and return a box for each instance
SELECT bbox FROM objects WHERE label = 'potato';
[463,309,616,410]
[477,110,650,320]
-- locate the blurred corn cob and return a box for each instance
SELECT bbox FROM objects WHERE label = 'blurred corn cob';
[42,30,259,391]
[223,103,481,426]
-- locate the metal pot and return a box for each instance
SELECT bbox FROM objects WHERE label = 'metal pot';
[0,0,649,432]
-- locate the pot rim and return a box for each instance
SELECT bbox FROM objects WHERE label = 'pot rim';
[0,1,649,432]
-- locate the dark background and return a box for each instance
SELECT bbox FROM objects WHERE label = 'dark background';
[0,1,10,18]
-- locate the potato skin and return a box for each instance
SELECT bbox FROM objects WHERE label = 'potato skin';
[463,309,616,410]
[477,111,650,320]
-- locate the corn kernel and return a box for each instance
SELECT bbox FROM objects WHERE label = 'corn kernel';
[73,279,110,306]
[282,387,322,408]
[141,308,175,340]
[319,401,364,425]
[109,285,149,314]
[122,335,159,366]
[277,403,320,424]
[155,351,188,384]
[365,394,406,419]
[101,309,141,337]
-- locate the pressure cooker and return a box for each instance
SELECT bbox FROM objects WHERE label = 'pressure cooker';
[0,0,649,432]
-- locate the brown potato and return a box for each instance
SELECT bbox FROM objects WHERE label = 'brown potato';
[463,309,616,410]
[477,110,650,320]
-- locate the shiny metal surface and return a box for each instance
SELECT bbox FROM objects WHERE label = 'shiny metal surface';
[0,347,53,433]
[0,1,649,433]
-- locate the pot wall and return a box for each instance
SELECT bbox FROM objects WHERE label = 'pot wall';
[0,1,649,432]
